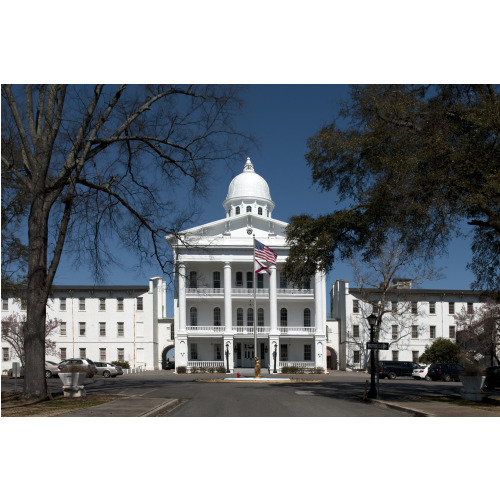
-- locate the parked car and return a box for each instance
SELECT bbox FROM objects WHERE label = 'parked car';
[58,358,98,378]
[378,361,420,379]
[482,366,500,391]
[94,362,123,378]
[412,364,430,380]
[427,362,464,382]
[45,360,60,378]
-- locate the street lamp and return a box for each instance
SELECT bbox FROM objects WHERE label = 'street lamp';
[225,341,230,373]
[367,313,378,398]
[273,342,277,373]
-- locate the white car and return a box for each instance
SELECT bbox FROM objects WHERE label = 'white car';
[412,365,431,380]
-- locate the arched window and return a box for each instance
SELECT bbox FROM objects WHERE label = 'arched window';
[304,308,311,327]
[258,308,264,327]
[247,308,254,327]
[236,206,240,215]
[258,207,263,215]
[246,206,252,213]
[237,308,244,327]
[280,308,288,331]
[190,307,198,326]
[214,307,221,327]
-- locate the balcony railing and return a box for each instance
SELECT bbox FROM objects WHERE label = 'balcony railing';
[185,326,315,335]
[185,288,314,297]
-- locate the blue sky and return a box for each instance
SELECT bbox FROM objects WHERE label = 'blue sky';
[54,84,477,308]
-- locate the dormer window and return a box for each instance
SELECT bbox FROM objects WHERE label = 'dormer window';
[258,207,263,215]
[236,207,240,215]
[246,206,252,213]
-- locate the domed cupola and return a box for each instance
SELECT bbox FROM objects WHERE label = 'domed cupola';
[223,157,275,218]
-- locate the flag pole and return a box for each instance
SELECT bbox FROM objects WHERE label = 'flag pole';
[253,235,259,377]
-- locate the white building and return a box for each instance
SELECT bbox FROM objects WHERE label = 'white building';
[1,277,173,374]
[167,158,328,373]
[330,279,487,371]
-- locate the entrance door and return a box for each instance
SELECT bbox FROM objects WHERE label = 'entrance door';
[242,343,254,368]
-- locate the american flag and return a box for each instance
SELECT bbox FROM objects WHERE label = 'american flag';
[254,239,277,264]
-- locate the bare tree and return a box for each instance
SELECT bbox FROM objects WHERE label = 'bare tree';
[2,312,59,367]
[348,235,443,368]
[1,84,248,398]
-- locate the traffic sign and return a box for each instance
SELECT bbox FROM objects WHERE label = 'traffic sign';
[366,342,389,350]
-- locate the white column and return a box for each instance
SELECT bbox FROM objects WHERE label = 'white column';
[270,264,278,334]
[224,261,232,333]
[178,262,186,333]
[315,269,323,334]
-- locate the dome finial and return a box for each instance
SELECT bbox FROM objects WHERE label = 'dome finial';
[244,157,254,172]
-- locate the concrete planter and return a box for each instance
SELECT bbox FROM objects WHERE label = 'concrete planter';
[460,375,486,402]
[58,371,87,397]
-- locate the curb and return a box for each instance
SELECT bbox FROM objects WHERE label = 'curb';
[360,397,429,417]
[139,398,187,417]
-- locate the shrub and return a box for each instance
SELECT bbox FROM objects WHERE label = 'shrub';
[216,365,227,373]
[190,366,198,373]
[176,366,186,374]
[112,361,130,369]
[207,366,215,373]
[313,367,325,374]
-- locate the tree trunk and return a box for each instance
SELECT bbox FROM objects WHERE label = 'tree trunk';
[23,193,51,399]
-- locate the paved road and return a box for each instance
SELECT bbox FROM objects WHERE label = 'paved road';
[3,370,468,417]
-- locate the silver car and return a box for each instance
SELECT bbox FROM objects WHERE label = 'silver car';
[94,362,123,378]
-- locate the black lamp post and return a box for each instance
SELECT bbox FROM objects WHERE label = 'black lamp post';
[225,342,230,373]
[367,313,378,399]
[273,342,277,373]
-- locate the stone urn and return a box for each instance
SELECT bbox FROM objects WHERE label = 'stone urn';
[460,375,486,402]
[58,371,87,397]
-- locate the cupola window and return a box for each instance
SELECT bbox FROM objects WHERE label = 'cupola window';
[246,206,252,213]
[236,207,240,215]
[258,207,263,215]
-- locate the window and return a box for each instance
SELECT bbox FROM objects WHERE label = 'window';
[411,301,418,314]
[392,325,398,339]
[20,298,27,310]
[353,325,360,338]
[100,348,106,362]
[117,322,124,336]
[235,272,243,287]
[99,322,106,336]
[392,350,399,361]
[304,344,312,361]
[189,271,197,288]
[449,325,456,339]
[117,298,124,311]
[79,348,86,358]
[247,308,254,327]
[304,308,311,327]
[117,348,124,362]
[258,207,263,215]
[246,271,253,289]
[467,302,474,314]
[412,351,419,363]
[449,302,455,314]
[213,307,221,327]
[2,298,8,311]
[246,206,252,213]
[235,206,240,215]
[430,325,436,339]
[302,277,310,289]
[353,300,359,313]
[280,343,288,361]
[237,308,244,327]
[190,343,198,360]
[79,322,86,336]
[412,325,418,338]
[258,308,264,327]
[280,308,288,330]
[279,275,287,289]
[60,322,67,336]
[353,350,360,364]
[79,298,85,311]
[257,273,264,289]
[60,298,66,311]
[137,297,143,311]
[215,344,222,360]
[60,348,67,360]
[391,301,398,313]
[213,271,221,289]
[99,298,106,311]
[267,210,270,217]
[3,348,9,361]
[190,307,198,327]
[429,302,436,314]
